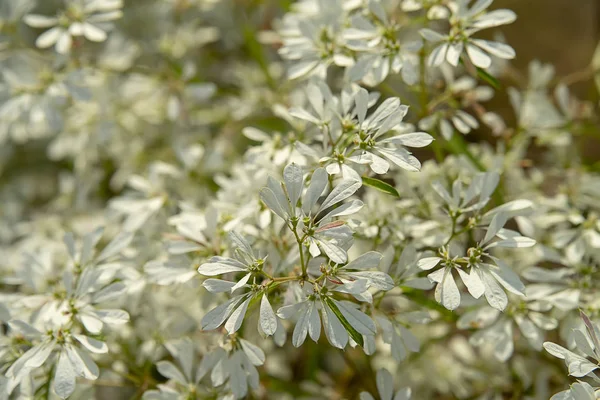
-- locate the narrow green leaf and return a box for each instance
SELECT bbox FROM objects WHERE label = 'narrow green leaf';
[458,58,500,90]
[476,67,500,90]
[323,297,364,347]
[361,177,399,198]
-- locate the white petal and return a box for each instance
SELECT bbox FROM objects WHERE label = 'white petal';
[471,39,515,59]
[292,305,310,347]
[303,168,328,214]
[56,32,73,54]
[376,147,421,172]
[436,268,460,310]
[446,42,464,66]
[317,239,347,264]
[24,14,59,28]
[466,44,492,68]
[417,257,441,270]
[66,346,99,380]
[54,352,76,399]
[225,296,251,333]
[287,60,319,80]
[69,22,85,36]
[376,369,394,400]
[481,270,508,311]
[227,273,249,294]
[344,251,382,270]
[336,300,376,335]
[240,339,265,366]
[307,302,321,342]
[260,187,288,220]
[428,43,448,67]
[467,0,494,16]
[321,302,349,349]
[488,261,526,296]
[283,163,304,209]
[83,23,108,42]
[457,268,485,299]
[420,28,445,42]
[35,27,63,49]
[97,231,133,261]
[201,296,245,330]
[482,212,508,245]
[259,294,277,336]
[203,279,236,293]
[157,361,187,384]
[73,335,108,354]
[472,9,517,29]
[381,132,434,148]
[198,257,246,276]
[319,179,362,212]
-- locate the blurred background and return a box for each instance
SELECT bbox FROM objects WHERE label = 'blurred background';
[500,0,598,76]
[1,0,599,399]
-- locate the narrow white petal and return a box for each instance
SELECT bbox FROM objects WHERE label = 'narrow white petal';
[56,32,73,54]
[466,44,492,68]
[83,23,108,42]
[259,294,277,336]
[24,14,59,28]
[35,27,63,49]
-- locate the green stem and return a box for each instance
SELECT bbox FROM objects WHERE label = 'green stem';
[291,224,307,279]
[443,214,458,246]
[272,276,299,283]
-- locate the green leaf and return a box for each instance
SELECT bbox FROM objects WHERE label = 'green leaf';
[323,297,364,347]
[361,177,399,197]
[476,67,500,90]
[458,58,500,89]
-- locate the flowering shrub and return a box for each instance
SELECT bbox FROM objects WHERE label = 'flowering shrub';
[1,0,600,399]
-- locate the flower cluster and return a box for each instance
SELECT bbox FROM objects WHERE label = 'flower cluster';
[0,0,599,399]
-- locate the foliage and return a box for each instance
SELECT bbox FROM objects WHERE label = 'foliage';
[1,0,600,399]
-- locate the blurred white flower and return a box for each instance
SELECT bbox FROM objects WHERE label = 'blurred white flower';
[420,0,516,69]
[24,0,123,54]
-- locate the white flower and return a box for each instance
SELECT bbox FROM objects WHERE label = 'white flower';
[260,163,362,263]
[198,232,279,336]
[277,284,377,349]
[142,338,242,399]
[205,338,266,399]
[550,382,599,400]
[276,0,352,79]
[108,162,181,232]
[0,54,89,144]
[419,211,535,311]
[420,0,516,69]
[544,312,600,399]
[459,295,558,361]
[290,84,434,174]
[24,0,123,54]
[5,321,108,399]
[343,2,421,85]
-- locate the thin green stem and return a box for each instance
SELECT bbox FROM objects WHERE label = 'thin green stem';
[443,214,458,246]
[272,276,299,283]
[291,223,307,279]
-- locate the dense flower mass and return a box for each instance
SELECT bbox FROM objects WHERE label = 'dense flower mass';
[1,0,600,399]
